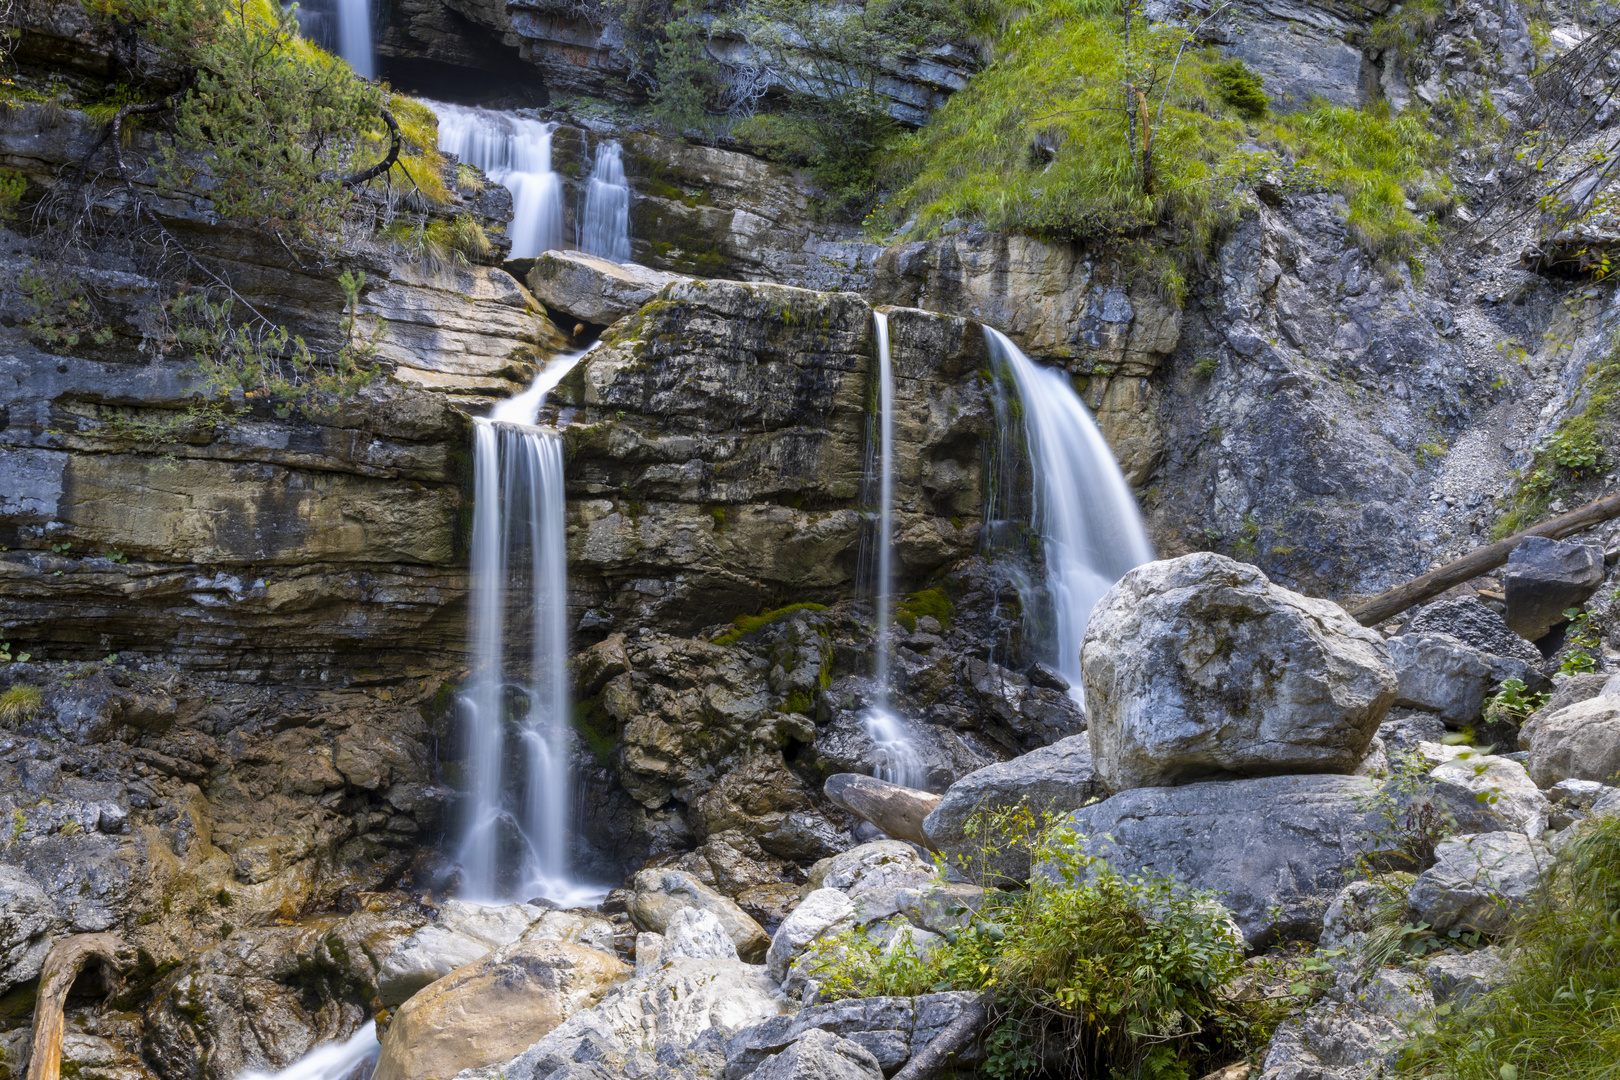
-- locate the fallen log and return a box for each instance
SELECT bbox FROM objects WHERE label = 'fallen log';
[823,773,940,849]
[27,934,132,1080]
[1349,491,1620,627]
[889,991,992,1080]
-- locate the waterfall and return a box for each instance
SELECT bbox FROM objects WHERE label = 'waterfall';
[431,102,565,259]
[579,140,631,262]
[984,329,1154,702]
[335,0,374,80]
[236,1023,378,1080]
[861,312,924,788]
[458,352,594,905]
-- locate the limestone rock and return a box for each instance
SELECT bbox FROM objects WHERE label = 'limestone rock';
[723,992,985,1078]
[740,1028,883,1080]
[1378,710,1449,754]
[1408,833,1550,936]
[1520,694,1620,788]
[1424,947,1508,1007]
[922,734,1105,882]
[525,252,689,327]
[0,863,67,992]
[373,939,631,1080]
[1046,774,1382,945]
[1427,752,1550,838]
[664,908,741,964]
[628,869,771,963]
[822,774,939,849]
[1403,597,1545,667]
[1318,880,1383,950]
[895,883,986,936]
[1259,968,1433,1080]
[1081,553,1395,791]
[765,888,856,985]
[377,924,492,1007]
[1389,632,1536,725]
[520,910,620,955]
[459,957,787,1080]
[1502,537,1606,641]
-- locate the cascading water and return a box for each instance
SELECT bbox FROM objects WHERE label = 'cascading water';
[431,102,565,259]
[335,0,374,80]
[984,328,1154,701]
[458,351,596,905]
[860,312,924,788]
[579,140,631,262]
[236,1022,378,1080]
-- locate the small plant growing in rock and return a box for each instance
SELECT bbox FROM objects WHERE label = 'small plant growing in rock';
[0,640,30,663]
[1355,749,1459,875]
[1483,678,1549,727]
[1557,607,1601,676]
[1193,356,1220,377]
[0,683,42,723]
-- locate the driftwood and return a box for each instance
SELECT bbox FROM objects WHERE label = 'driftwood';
[1349,491,1620,627]
[26,933,132,1080]
[823,773,940,849]
[889,992,992,1080]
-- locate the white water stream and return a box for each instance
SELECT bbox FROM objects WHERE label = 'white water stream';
[236,1023,378,1080]
[579,140,631,262]
[458,352,598,906]
[335,0,374,80]
[861,312,925,788]
[431,102,566,259]
[984,328,1154,701]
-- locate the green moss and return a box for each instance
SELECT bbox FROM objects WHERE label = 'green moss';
[898,588,954,631]
[783,689,815,714]
[572,699,617,766]
[707,505,727,531]
[714,602,831,647]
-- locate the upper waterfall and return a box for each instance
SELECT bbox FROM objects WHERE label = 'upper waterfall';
[431,102,566,259]
[335,0,374,79]
[579,140,631,262]
[984,328,1154,701]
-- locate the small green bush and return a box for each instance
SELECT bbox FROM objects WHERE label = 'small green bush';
[1212,59,1267,119]
[803,813,1258,1078]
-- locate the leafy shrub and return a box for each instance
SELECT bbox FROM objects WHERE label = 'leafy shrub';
[1557,607,1601,676]
[802,813,1254,1078]
[1399,813,1620,1080]
[1483,678,1549,728]
[1212,59,1267,119]
[1355,749,1459,875]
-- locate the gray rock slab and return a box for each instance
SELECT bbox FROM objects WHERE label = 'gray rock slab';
[921,734,1104,883]
[1502,536,1605,641]
[1045,774,1383,945]
[1408,832,1550,936]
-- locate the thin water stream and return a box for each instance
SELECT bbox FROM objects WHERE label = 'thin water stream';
[458,352,599,906]
[579,140,631,262]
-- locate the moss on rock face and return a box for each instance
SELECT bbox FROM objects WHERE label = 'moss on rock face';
[713,602,831,646]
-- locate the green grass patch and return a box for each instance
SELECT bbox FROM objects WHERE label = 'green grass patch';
[1492,335,1620,538]
[1398,814,1620,1080]
[883,0,1475,287]
[713,602,829,646]
[0,684,43,724]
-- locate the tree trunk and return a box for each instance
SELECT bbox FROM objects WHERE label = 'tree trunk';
[1349,491,1620,626]
[26,934,131,1080]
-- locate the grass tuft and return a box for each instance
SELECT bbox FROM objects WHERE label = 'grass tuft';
[0,684,43,724]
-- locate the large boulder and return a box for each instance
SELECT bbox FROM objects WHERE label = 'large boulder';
[1388,633,1538,725]
[524,251,689,326]
[765,888,856,985]
[1081,553,1396,791]
[1427,751,1551,838]
[1519,693,1620,788]
[1502,536,1606,641]
[372,939,630,1080]
[1044,774,1382,945]
[376,901,563,1007]
[0,863,67,993]
[1408,833,1550,936]
[1260,967,1433,1080]
[629,869,772,963]
[921,734,1106,882]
